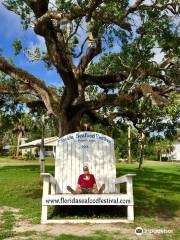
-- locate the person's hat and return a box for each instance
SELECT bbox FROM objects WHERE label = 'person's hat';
[83,163,89,171]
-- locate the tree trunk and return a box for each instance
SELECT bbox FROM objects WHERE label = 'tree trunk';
[0,134,3,154]
[16,131,22,157]
[138,131,145,170]
[127,121,131,163]
[40,115,45,173]
[58,111,82,137]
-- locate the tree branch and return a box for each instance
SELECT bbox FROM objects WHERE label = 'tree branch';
[66,21,81,43]
[74,37,88,58]
[15,96,46,109]
[0,56,58,116]
[75,83,167,112]
[77,19,102,76]
[124,0,145,17]
[86,0,103,21]
[90,1,146,32]
[83,72,128,88]
[0,84,35,95]
[34,11,72,29]
[76,1,147,75]
[28,0,49,18]
[138,1,179,15]
[93,11,132,31]
[34,8,84,30]
[108,110,143,122]
[84,109,110,126]
[26,0,77,90]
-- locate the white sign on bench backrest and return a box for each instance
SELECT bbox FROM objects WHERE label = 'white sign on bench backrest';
[55,132,116,193]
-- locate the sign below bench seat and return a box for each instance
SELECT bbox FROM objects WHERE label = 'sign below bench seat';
[42,193,133,205]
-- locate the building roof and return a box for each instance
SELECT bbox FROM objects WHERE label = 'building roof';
[19,136,58,148]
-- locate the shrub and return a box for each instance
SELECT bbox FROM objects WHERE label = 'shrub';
[24,151,35,160]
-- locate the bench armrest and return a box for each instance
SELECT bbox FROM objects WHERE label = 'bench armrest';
[115,174,136,184]
[41,173,57,195]
[41,173,57,185]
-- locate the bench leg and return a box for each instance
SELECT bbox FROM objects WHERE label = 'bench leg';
[127,205,134,221]
[41,205,48,224]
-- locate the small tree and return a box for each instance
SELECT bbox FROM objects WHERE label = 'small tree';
[155,139,174,161]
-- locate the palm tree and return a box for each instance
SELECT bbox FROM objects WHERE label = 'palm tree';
[13,115,31,157]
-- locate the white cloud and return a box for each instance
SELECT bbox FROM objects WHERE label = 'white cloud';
[0,2,47,53]
[152,46,165,64]
[28,35,46,53]
[129,0,154,5]
[36,36,46,52]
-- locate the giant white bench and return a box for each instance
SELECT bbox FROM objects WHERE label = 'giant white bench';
[41,132,136,224]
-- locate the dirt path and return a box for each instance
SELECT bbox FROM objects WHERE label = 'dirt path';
[0,206,177,240]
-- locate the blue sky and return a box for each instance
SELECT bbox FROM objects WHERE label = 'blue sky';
[0,2,62,86]
[0,2,115,88]
[0,0,172,88]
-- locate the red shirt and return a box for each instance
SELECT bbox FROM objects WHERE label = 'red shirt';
[77,174,96,188]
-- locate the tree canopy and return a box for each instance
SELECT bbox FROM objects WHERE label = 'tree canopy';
[0,0,179,136]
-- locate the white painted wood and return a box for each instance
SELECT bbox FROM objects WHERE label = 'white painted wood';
[41,173,51,177]
[127,205,134,221]
[42,175,50,195]
[55,132,115,193]
[126,175,134,221]
[51,184,56,195]
[41,132,136,223]
[115,174,136,184]
[109,143,116,193]
[58,140,63,194]
[70,143,77,190]
[41,206,48,223]
[67,141,71,191]
[41,174,50,223]
[95,141,100,189]
[103,142,108,192]
[115,184,120,193]
[44,219,131,224]
[62,142,68,193]
[41,173,57,186]
[127,176,133,196]
[42,194,132,205]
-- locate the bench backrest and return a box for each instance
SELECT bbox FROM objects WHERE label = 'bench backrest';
[55,132,116,193]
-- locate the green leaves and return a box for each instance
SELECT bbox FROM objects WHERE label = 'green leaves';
[3,0,32,29]
[12,40,22,56]
[55,0,74,11]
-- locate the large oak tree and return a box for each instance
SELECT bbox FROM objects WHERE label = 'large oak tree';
[0,0,179,136]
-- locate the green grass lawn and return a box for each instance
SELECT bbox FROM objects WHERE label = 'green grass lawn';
[0,158,179,239]
[0,156,55,166]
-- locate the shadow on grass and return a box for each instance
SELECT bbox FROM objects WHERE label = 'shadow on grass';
[25,188,42,199]
[117,166,180,219]
[51,205,127,219]
[1,164,179,221]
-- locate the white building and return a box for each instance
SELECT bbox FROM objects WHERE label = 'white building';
[20,137,58,157]
[172,141,180,161]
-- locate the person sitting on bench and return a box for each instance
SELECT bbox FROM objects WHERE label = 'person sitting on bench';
[67,163,105,194]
